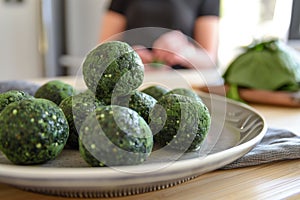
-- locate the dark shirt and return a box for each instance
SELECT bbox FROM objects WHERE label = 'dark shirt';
[108,0,220,69]
[109,0,220,46]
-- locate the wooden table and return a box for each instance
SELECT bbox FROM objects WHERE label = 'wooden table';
[0,70,300,200]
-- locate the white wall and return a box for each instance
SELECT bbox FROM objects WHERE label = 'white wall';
[0,0,43,81]
[0,0,110,79]
[60,0,109,75]
[65,0,109,56]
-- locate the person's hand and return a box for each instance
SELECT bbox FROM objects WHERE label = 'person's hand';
[132,45,171,71]
[152,30,196,68]
[132,45,154,64]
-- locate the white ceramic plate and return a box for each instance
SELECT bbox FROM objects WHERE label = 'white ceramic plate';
[0,93,267,198]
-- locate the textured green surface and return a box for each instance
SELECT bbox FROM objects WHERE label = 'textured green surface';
[141,85,169,100]
[0,98,69,165]
[34,80,76,105]
[149,94,211,152]
[165,88,202,103]
[82,41,144,104]
[59,90,105,149]
[223,39,300,92]
[79,105,153,167]
[113,90,157,123]
[0,90,33,113]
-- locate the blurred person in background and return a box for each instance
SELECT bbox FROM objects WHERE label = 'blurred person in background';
[99,0,220,70]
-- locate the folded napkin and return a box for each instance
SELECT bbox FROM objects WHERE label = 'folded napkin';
[0,80,40,96]
[222,128,300,169]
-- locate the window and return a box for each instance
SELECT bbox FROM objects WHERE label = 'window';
[218,0,294,70]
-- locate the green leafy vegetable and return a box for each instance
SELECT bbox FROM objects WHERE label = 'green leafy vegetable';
[223,39,300,100]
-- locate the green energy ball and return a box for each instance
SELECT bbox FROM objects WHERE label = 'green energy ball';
[82,41,144,104]
[0,90,33,113]
[149,94,211,152]
[141,85,169,100]
[34,80,76,105]
[113,90,157,123]
[59,90,105,149]
[165,88,202,103]
[79,105,153,167]
[0,98,69,165]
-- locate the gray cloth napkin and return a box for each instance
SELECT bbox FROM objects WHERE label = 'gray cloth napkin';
[0,80,40,96]
[222,128,300,169]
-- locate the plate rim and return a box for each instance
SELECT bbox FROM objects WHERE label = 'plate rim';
[0,93,267,190]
